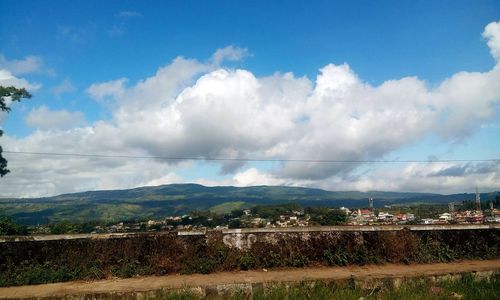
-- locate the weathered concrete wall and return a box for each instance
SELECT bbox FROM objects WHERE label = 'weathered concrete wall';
[2,224,499,243]
[215,224,500,249]
[1,225,499,287]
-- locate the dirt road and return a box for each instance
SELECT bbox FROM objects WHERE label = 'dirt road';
[1,259,499,299]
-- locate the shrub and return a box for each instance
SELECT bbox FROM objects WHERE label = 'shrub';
[239,252,257,270]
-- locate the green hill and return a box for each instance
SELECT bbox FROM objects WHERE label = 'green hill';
[0,184,496,224]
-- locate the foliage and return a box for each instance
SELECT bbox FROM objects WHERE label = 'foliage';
[209,201,248,215]
[149,275,500,300]
[251,203,301,220]
[0,86,31,112]
[48,221,78,234]
[324,249,349,266]
[0,261,82,286]
[228,218,242,229]
[1,184,497,225]
[0,215,28,235]
[0,86,32,177]
[0,229,498,287]
[462,197,500,211]
[307,207,347,225]
[239,252,257,270]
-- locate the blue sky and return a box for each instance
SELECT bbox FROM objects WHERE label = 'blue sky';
[0,1,499,197]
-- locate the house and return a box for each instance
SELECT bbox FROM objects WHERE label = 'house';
[465,214,483,223]
[351,209,375,224]
[340,207,351,215]
[276,220,287,227]
[377,212,394,222]
[439,213,452,222]
[251,217,264,226]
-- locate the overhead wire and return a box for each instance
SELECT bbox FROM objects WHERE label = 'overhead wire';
[3,150,499,164]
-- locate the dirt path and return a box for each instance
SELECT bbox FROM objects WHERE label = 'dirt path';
[1,259,499,299]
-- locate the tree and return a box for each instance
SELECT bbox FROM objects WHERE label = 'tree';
[323,209,347,225]
[0,86,31,177]
[228,218,242,229]
[0,214,28,235]
[307,207,347,225]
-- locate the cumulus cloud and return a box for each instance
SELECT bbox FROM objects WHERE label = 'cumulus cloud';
[25,106,86,130]
[194,167,304,188]
[0,69,41,91]
[51,79,76,97]
[0,145,185,197]
[0,69,41,123]
[0,54,43,75]
[430,161,500,177]
[87,78,128,102]
[483,21,500,61]
[233,168,287,186]
[270,161,498,194]
[1,21,500,197]
[211,45,249,65]
[391,162,500,193]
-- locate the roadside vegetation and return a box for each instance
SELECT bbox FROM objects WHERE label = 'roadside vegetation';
[1,227,498,287]
[152,275,500,300]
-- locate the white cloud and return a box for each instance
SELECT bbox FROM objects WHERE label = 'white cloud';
[0,68,41,124]
[483,21,500,61]
[194,167,302,187]
[1,21,500,197]
[25,106,86,130]
[343,162,500,194]
[233,168,287,186]
[86,78,128,102]
[211,45,249,65]
[0,54,43,75]
[51,79,76,97]
[191,162,499,194]
[0,69,41,91]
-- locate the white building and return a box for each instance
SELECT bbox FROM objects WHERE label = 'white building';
[439,213,453,222]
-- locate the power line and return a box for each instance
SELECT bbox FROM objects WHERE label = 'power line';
[3,150,499,164]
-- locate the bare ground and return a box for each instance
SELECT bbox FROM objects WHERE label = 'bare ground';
[1,259,499,299]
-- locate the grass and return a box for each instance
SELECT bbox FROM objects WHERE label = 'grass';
[150,274,500,300]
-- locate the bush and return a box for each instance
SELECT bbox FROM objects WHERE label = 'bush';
[324,249,348,266]
[0,215,28,235]
[0,229,498,286]
[239,252,257,270]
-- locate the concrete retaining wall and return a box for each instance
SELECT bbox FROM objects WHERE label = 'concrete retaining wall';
[2,224,499,243]
[1,224,499,288]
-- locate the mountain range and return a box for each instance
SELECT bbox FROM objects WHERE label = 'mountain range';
[0,184,497,225]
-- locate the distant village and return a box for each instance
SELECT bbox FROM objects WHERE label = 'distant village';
[93,207,498,234]
[22,190,499,235]
[84,192,500,234]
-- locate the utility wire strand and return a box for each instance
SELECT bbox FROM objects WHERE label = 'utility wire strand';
[3,150,499,164]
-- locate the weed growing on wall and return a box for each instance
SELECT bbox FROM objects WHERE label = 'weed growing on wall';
[0,229,498,286]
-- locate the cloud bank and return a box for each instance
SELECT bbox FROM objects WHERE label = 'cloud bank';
[1,23,500,197]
